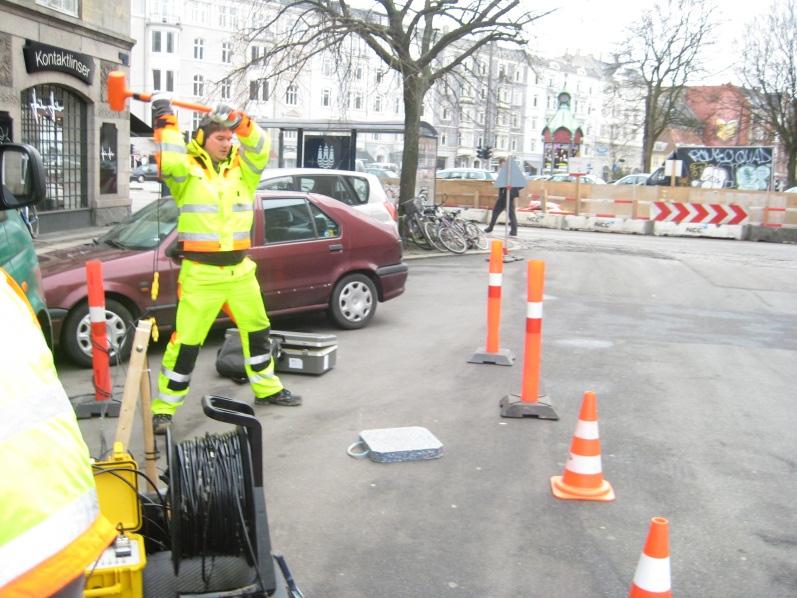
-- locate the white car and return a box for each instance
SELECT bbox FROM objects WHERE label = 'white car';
[436,168,496,181]
[258,168,397,226]
[612,173,650,185]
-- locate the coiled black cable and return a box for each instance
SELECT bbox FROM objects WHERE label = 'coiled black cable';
[169,430,256,577]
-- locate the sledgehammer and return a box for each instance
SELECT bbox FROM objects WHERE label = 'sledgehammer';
[107,70,213,114]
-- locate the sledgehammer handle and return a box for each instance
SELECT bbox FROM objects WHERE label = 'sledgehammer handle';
[133,91,212,114]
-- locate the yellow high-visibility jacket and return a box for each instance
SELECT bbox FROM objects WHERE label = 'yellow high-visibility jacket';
[0,268,115,597]
[155,115,270,252]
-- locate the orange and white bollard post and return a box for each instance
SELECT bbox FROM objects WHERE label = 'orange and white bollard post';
[499,259,557,418]
[468,239,515,366]
[73,260,119,418]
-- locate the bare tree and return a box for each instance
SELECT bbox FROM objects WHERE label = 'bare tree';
[612,0,715,171]
[236,0,550,214]
[738,0,797,188]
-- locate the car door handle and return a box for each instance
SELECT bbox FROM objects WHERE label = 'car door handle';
[328,243,343,252]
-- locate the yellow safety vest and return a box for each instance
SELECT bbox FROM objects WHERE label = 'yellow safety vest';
[156,117,270,252]
[0,268,116,597]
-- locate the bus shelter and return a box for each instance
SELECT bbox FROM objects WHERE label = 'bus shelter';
[257,119,438,200]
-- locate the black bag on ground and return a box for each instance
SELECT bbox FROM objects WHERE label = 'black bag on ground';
[215,328,280,384]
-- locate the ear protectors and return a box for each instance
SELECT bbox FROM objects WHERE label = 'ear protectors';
[193,127,205,147]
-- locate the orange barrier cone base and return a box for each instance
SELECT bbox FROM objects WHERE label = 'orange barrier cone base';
[70,396,121,419]
[550,475,615,502]
[499,393,558,420]
[468,347,515,366]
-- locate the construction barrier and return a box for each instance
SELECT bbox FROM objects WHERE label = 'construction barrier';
[629,517,672,597]
[499,260,557,419]
[550,390,614,500]
[468,240,514,366]
[86,259,112,404]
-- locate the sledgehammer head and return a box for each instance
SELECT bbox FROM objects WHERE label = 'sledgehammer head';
[107,70,129,112]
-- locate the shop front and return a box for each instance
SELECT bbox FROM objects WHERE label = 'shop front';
[0,3,133,232]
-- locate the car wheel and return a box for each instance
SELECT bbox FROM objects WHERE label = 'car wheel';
[62,298,135,368]
[329,274,376,330]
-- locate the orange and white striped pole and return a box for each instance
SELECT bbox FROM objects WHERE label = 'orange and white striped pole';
[86,260,112,404]
[468,240,514,366]
[629,517,671,597]
[499,259,557,419]
[550,391,613,499]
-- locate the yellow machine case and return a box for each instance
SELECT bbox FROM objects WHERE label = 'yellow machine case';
[84,443,147,598]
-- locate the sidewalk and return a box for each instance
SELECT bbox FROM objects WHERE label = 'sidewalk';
[34,225,113,255]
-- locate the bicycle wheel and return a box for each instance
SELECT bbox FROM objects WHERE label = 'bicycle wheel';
[438,224,468,254]
[422,219,448,252]
[408,215,432,249]
[464,220,488,250]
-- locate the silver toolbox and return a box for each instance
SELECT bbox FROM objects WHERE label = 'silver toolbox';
[270,330,338,376]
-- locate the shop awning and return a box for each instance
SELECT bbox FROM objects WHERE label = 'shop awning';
[130,113,153,137]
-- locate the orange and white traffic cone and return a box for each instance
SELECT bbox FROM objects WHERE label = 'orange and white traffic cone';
[629,517,671,597]
[550,390,614,501]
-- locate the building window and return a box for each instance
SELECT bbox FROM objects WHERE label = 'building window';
[166,71,174,92]
[192,112,202,131]
[36,0,78,16]
[251,46,259,62]
[219,5,229,26]
[321,89,331,107]
[286,84,298,105]
[478,111,485,125]
[354,93,363,110]
[533,95,538,107]
[166,32,174,53]
[512,114,519,128]
[194,38,204,60]
[250,79,268,101]
[440,133,447,145]
[376,71,384,84]
[374,96,382,112]
[221,79,231,100]
[511,139,517,151]
[222,42,232,63]
[322,59,335,76]
[355,64,363,80]
[442,107,449,120]
[152,31,162,52]
[152,69,162,91]
[394,97,400,114]
[192,1,209,24]
[193,75,204,97]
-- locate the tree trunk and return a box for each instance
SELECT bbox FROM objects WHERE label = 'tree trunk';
[398,74,426,218]
[787,143,797,188]
[641,95,654,172]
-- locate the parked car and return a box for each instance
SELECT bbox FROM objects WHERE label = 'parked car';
[547,173,607,185]
[130,163,159,183]
[258,168,397,227]
[436,168,496,181]
[366,167,400,180]
[612,173,650,185]
[40,191,408,367]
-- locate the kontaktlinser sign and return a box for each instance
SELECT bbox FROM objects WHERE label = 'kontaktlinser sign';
[23,40,94,85]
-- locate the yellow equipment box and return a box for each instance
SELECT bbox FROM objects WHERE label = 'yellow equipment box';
[85,442,147,598]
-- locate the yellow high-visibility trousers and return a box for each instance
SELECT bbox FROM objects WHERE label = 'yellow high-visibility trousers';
[153,257,282,416]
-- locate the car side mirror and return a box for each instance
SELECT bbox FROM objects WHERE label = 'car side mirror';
[165,239,182,260]
[0,144,46,210]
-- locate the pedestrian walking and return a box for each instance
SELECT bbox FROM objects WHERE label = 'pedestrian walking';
[150,96,301,435]
[485,157,519,236]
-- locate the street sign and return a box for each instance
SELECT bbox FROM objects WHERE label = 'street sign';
[494,157,527,188]
[568,157,589,176]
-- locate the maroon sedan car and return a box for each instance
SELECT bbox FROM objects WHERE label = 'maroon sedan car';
[41,191,408,367]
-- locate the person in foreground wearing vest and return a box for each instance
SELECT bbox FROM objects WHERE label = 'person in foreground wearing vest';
[0,268,116,596]
[150,95,301,436]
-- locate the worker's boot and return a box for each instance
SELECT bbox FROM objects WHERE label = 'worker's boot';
[255,388,302,406]
[152,413,173,436]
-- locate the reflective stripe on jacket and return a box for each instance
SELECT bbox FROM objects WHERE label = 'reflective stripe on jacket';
[0,269,116,596]
[156,116,270,252]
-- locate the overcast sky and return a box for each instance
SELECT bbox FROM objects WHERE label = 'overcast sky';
[524,0,772,84]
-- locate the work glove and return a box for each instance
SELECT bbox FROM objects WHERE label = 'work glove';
[151,93,174,128]
[207,103,242,129]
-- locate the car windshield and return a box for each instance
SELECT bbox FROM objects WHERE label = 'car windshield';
[99,197,179,250]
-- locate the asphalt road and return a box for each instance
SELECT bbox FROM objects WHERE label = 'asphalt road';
[57,227,797,597]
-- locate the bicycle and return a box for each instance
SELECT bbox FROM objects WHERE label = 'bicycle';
[21,204,39,238]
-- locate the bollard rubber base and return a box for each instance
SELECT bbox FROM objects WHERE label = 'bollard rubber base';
[499,394,558,420]
[468,348,515,366]
[70,396,121,419]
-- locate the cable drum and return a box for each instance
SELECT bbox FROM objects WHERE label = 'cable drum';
[167,428,257,575]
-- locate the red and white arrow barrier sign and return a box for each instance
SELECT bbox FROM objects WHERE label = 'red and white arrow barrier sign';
[651,201,747,225]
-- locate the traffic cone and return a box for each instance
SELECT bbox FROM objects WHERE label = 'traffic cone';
[550,390,614,501]
[629,517,671,597]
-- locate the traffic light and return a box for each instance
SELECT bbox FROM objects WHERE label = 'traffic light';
[476,146,493,160]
